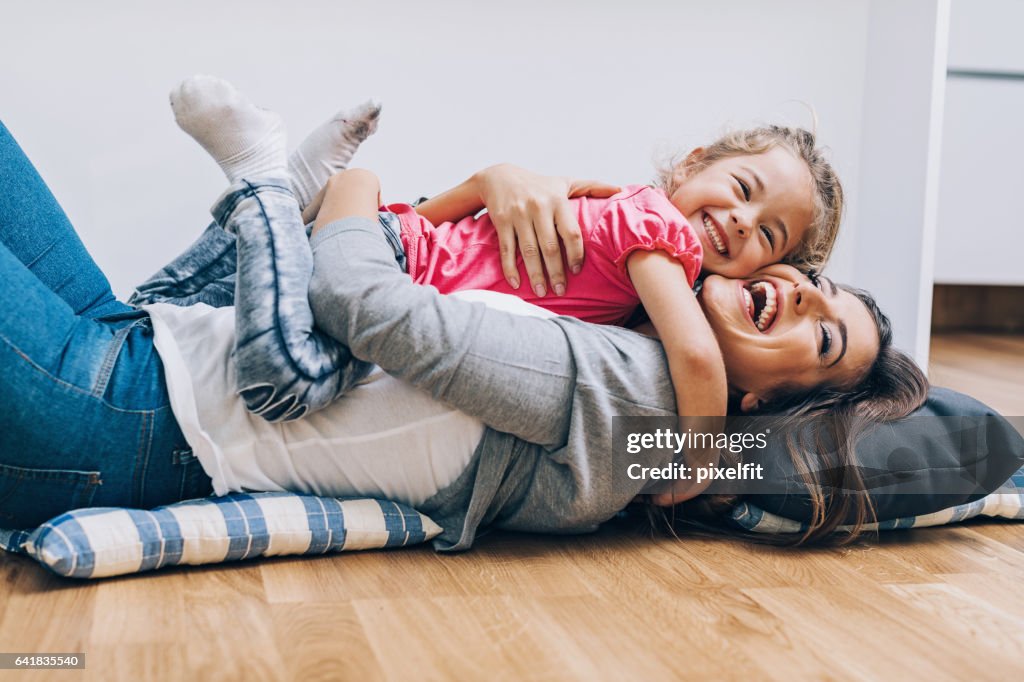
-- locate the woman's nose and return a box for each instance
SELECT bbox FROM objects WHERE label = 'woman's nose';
[792,281,827,315]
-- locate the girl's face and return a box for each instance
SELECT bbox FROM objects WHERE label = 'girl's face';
[669,147,816,277]
[698,264,880,412]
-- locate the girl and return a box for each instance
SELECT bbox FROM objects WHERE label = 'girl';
[149,76,844,441]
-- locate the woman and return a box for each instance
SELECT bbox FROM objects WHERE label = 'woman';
[0,120,926,546]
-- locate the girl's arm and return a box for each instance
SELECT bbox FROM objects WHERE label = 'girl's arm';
[626,250,728,505]
[412,173,486,225]
[416,164,621,297]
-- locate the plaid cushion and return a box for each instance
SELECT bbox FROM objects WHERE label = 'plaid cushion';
[732,466,1024,534]
[0,492,440,579]
[3,468,1022,579]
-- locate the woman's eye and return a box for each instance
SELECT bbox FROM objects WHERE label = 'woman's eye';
[809,270,822,289]
[760,225,775,250]
[735,176,751,201]
[820,322,832,357]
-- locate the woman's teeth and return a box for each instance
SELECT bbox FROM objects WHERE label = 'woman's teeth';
[703,213,728,255]
[742,286,754,318]
[747,281,778,331]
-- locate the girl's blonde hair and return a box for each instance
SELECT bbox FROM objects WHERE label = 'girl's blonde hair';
[657,125,844,273]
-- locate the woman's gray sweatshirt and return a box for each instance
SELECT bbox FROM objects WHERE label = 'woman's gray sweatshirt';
[309,218,679,550]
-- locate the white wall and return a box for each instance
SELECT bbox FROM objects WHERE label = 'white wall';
[1,0,871,298]
[851,0,950,367]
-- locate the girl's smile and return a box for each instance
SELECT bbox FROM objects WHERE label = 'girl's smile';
[701,211,730,256]
[670,146,817,278]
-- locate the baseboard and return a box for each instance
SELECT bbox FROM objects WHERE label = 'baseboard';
[932,284,1024,333]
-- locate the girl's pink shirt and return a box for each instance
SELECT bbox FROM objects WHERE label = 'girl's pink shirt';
[387,185,703,326]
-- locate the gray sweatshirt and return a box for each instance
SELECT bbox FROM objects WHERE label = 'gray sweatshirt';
[309,218,678,550]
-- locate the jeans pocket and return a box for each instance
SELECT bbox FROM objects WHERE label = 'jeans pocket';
[0,463,102,530]
[173,447,212,501]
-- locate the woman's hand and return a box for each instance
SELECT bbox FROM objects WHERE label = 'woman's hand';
[474,164,621,297]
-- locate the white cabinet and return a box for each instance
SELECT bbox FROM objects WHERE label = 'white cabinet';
[934,0,1024,284]
[947,0,1024,73]
[934,78,1024,284]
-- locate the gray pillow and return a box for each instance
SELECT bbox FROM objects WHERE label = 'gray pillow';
[742,387,1024,524]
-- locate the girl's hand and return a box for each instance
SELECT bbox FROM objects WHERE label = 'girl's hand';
[650,477,713,507]
[474,164,620,297]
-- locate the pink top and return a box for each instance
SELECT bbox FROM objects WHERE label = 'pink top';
[388,185,703,326]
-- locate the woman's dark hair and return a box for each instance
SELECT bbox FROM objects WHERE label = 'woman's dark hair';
[646,285,930,546]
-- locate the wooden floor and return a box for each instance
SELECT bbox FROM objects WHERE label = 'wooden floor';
[1,333,1022,681]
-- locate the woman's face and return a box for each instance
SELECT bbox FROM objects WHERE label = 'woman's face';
[697,264,880,411]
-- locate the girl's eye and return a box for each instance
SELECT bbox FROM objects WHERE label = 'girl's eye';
[808,270,822,289]
[820,322,832,357]
[759,225,775,250]
[735,176,751,201]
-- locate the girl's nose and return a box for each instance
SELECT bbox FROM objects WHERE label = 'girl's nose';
[731,211,753,239]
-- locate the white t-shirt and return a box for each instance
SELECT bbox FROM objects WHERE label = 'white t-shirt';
[143,291,553,506]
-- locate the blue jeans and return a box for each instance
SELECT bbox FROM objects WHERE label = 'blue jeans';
[132,180,405,422]
[0,121,213,529]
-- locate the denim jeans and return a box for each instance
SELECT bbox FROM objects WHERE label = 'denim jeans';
[132,180,406,422]
[0,121,213,529]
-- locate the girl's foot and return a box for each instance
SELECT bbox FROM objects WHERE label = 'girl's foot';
[170,75,287,182]
[288,100,382,208]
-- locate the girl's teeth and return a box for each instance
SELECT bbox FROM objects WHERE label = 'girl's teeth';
[742,287,754,319]
[703,214,727,255]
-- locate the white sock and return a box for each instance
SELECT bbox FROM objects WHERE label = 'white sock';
[288,100,381,208]
[170,75,287,182]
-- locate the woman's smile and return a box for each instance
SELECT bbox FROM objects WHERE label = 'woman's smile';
[738,279,781,332]
[698,265,880,405]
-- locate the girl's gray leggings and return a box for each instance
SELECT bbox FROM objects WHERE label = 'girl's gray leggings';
[130,178,380,422]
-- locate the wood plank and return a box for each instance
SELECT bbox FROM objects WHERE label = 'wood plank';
[178,565,286,681]
[745,583,1017,678]
[269,603,385,681]
[353,596,592,681]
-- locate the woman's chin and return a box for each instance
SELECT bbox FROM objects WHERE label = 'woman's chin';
[696,274,735,322]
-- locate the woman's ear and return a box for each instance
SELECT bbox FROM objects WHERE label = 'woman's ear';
[739,392,764,414]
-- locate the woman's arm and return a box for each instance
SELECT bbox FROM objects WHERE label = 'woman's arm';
[626,250,727,504]
[305,211,682,449]
[417,164,621,298]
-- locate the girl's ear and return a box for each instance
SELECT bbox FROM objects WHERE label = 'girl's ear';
[684,146,706,167]
[672,147,706,188]
[739,392,764,414]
